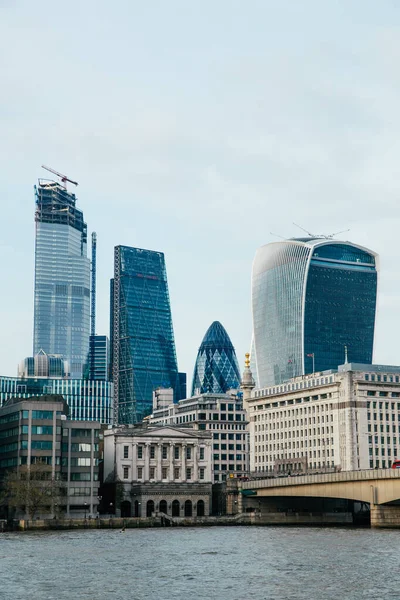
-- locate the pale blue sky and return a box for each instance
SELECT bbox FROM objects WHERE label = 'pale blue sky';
[1,0,400,383]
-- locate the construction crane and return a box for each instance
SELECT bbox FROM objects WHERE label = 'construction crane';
[41,165,78,189]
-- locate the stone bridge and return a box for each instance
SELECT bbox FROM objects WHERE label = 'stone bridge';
[235,469,400,528]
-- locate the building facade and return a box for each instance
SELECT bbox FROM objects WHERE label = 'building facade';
[33,180,90,378]
[111,246,182,424]
[0,395,100,518]
[19,350,68,379]
[87,335,110,381]
[103,425,212,518]
[248,363,400,474]
[149,391,249,482]
[191,321,241,396]
[251,238,378,388]
[0,376,113,424]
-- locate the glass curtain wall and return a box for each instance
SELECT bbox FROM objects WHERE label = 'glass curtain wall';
[112,246,180,424]
[33,181,90,378]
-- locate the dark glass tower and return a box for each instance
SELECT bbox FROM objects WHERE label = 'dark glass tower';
[252,238,378,387]
[33,180,90,378]
[111,246,181,424]
[191,321,241,396]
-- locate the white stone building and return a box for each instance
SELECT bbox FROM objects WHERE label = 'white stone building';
[148,391,249,482]
[247,363,400,474]
[103,424,213,517]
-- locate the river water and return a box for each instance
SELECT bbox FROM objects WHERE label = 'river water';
[1,526,398,600]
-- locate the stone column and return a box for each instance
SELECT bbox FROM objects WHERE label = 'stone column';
[193,443,198,481]
[169,442,174,481]
[132,443,137,480]
[157,443,162,481]
[181,443,187,481]
[144,442,150,481]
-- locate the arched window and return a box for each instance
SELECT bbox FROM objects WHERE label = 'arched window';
[159,499,168,514]
[196,499,205,517]
[172,499,180,517]
[146,500,155,517]
[184,500,192,517]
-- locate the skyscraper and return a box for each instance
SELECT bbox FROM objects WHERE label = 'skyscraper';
[111,246,181,424]
[33,180,90,378]
[191,321,241,396]
[251,238,379,388]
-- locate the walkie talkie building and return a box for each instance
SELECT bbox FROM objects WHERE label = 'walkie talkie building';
[251,238,379,388]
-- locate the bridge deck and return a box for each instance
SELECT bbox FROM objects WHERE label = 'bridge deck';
[242,469,400,491]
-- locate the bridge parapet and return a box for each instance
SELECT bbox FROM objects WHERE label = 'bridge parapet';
[241,469,400,491]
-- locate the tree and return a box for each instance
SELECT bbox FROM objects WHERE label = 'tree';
[0,463,65,520]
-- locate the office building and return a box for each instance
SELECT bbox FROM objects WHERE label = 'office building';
[251,238,378,388]
[0,395,100,518]
[33,180,90,378]
[111,246,182,424]
[0,375,113,424]
[248,363,400,474]
[87,335,110,381]
[103,424,212,517]
[149,390,249,482]
[18,350,68,379]
[191,321,241,396]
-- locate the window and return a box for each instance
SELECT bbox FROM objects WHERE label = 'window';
[123,467,129,479]
[31,441,52,450]
[174,446,180,459]
[137,445,143,459]
[31,410,53,420]
[32,425,53,435]
[186,447,191,460]
[199,468,205,480]
[162,446,168,459]
[150,446,155,459]
[162,467,168,479]
[71,429,92,437]
[174,467,180,479]
[71,443,91,452]
[70,472,91,481]
[137,467,143,479]
[123,446,129,459]
[186,468,192,480]
[150,467,155,479]
[199,447,205,460]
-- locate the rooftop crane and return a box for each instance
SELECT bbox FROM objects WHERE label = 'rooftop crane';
[41,165,78,189]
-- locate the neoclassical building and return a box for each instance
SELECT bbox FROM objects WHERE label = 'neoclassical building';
[103,424,212,518]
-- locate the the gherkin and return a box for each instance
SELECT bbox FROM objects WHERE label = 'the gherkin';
[191,321,241,396]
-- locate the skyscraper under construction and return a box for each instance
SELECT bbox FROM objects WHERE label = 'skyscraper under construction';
[33,179,90,378]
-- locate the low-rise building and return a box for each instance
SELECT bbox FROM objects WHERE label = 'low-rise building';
[248,363,400,474]
[149,391,249,482]
[0,395,101,518]
[103,424,212,518]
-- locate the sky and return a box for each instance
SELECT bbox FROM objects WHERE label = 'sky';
[1,0,400,385]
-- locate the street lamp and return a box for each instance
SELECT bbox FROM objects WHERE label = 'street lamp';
[109,502,113,518]
[84,502,88,520]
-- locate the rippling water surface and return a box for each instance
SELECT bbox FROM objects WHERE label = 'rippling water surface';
[1,527,399,600]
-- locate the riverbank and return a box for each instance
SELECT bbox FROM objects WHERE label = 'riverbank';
[1,510,364,531]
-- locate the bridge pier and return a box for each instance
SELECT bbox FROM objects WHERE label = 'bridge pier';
[371,505,400,528]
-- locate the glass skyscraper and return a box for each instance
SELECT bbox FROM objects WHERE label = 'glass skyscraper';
[111,246,181,424]
[191,321,241,396]
[33,181,90,378]
[251,238,379,388]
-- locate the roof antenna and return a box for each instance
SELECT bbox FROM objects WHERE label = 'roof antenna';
[292,222,315,237]
[270,232,286,240]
